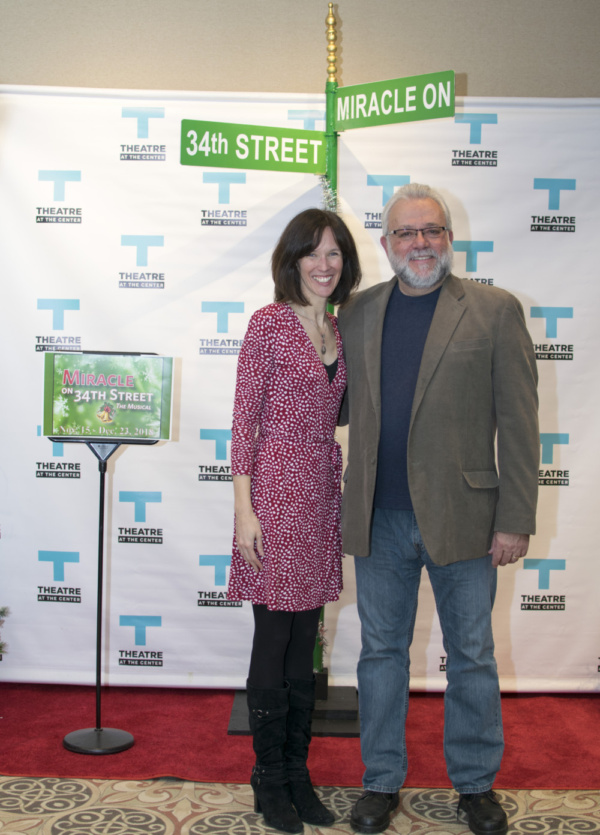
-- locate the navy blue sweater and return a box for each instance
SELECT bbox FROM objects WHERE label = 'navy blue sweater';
[373,284,440,510]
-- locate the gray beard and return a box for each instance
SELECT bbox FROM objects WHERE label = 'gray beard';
[389,246,453,290]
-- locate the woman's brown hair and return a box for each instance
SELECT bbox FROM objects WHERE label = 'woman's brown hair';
[272,209,361,306]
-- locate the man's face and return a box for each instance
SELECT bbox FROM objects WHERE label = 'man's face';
[380,197,454,295]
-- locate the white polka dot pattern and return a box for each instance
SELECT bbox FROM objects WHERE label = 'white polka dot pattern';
[228,303,346,612]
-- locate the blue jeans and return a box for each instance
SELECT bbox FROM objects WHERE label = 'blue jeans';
[354,508,504,794]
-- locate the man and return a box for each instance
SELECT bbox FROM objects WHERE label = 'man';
[338,183,539,835]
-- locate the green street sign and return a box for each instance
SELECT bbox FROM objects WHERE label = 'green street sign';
[335,70,455,131]
[181,119,326,173]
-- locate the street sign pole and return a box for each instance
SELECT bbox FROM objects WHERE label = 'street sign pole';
[324,3,338,210]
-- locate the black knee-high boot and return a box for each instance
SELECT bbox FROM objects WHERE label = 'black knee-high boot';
[285,677,335,826]
[247,680,303,834]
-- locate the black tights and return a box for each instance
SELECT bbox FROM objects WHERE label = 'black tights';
[248,604,322,689]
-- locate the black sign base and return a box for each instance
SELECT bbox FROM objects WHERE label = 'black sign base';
[63,727,135,755]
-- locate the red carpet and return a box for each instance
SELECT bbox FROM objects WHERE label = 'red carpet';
[1,684,598,789]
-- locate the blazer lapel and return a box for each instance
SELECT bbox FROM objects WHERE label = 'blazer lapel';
[362,277,396,430]
[412,275,466,418]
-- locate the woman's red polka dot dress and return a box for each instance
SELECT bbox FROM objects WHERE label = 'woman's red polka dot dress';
[228,303,346,612]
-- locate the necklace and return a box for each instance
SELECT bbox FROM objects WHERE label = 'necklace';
[292,308,328,355]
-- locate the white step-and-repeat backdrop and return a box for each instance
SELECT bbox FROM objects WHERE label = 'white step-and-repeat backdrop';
[0,86,597,692]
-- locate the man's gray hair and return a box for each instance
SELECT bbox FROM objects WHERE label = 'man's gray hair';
[381,183,453,236]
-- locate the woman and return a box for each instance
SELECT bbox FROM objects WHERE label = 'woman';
[228,208,361,833]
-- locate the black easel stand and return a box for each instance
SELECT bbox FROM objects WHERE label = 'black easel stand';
[53,438,155,755]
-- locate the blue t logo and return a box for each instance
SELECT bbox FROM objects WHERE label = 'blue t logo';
[366,175,410,205]
[119,615,162,645]
[119,491,162,523]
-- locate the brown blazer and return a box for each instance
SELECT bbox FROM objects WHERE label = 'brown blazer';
[337,275,539,565]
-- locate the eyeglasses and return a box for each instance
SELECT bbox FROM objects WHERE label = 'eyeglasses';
[387,226,448,241]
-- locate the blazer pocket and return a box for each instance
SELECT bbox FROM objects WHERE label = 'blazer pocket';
[451,337,490,352]
[463,470,499,489]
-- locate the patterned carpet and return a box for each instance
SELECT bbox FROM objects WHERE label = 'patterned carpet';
[0,778,598,834]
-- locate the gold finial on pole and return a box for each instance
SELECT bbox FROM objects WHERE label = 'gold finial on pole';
[326,3,337,83]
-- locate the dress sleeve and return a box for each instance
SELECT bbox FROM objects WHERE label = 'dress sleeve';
[231,310,275,475]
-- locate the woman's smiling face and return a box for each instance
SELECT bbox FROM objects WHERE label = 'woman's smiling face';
[297,227,343,304]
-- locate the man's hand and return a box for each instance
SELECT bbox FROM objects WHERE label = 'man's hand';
[489,531,530,567]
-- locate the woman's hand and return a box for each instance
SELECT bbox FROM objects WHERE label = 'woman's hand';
[233,474,264,572]
[234,508,264,572]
